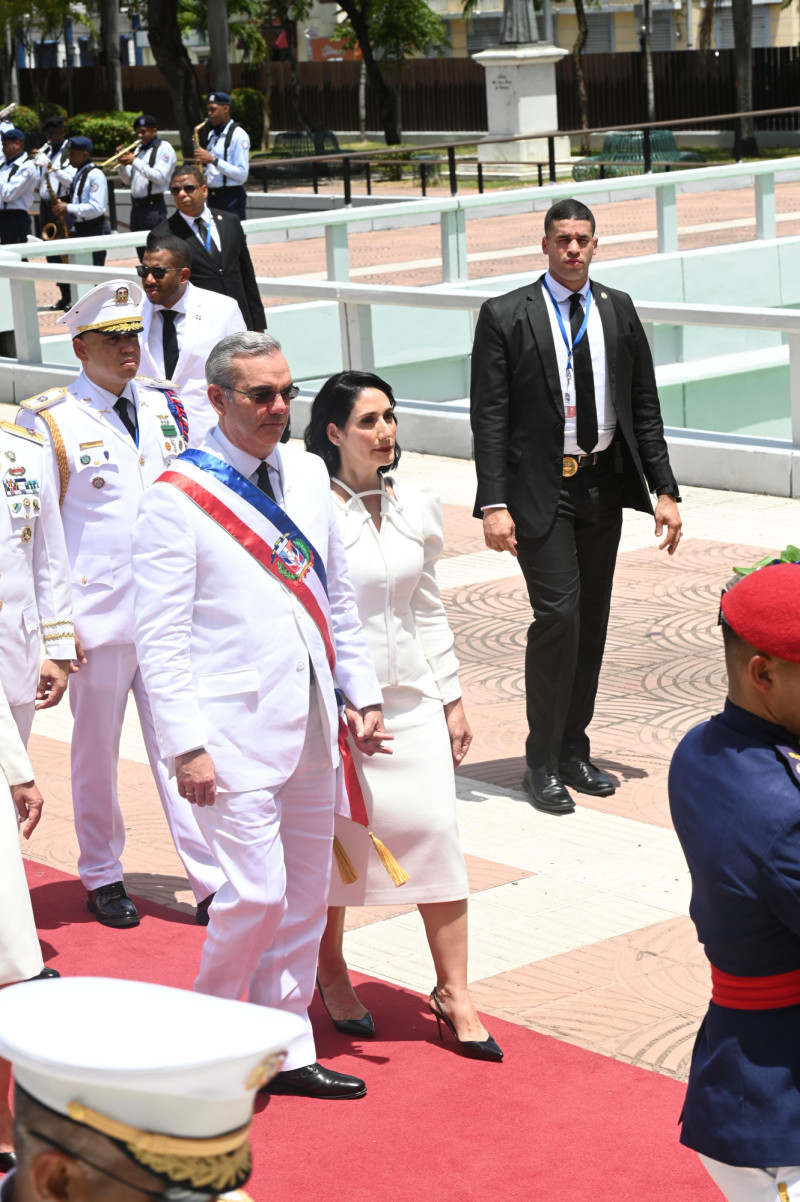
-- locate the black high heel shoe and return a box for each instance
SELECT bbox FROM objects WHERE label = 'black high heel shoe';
[429,988,503,1062]
[316,974,375,1039]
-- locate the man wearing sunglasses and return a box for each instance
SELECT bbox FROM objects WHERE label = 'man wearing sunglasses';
[132,332,388,1099]
[137,234,245,445]
[151,166,265,332]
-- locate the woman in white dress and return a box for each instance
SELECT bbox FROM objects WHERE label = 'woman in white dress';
[0,675,48,1171]
[306,371,502,1062]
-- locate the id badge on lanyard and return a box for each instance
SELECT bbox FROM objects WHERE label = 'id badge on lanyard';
[542,279,591,420]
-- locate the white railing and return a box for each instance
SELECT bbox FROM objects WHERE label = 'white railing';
[0,152,799,301]
[0,256,798,449]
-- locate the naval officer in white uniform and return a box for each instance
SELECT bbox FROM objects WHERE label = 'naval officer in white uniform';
[0,421,74,743]
[17,279,224,930]
[131,331,387,1099]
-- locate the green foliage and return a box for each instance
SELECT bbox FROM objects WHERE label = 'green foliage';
[12,106,41,133]
[338,0,449,61]
[40,101,69,122]
[733,546,800,576]
[178,0,311,64]
[231,87,264,145]
[65,112,141,155]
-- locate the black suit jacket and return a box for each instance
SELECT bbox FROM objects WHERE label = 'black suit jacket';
[470,275,679,539]
[152,210,266,332]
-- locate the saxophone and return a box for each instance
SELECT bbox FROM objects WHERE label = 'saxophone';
[193,120,208,179]
[41,159,71,241]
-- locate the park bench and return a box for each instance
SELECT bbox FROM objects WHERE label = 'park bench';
[572,130,705,181]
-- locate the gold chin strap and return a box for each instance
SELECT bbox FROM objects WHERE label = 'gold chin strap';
[67,1101,252,1192]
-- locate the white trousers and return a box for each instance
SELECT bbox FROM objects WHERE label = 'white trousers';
[0,780,43,984]
[10,701,35,746]
[69,642,224,900]
[193,689,334,1071]
[700,1154,800,1201]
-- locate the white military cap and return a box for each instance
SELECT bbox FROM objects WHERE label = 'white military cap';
[0,977,304,1195]
[58,278,144,338]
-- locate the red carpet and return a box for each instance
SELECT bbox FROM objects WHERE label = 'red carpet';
[23,860,719,1202]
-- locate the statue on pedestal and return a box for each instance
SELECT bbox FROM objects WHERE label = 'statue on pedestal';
[500,0,540,45]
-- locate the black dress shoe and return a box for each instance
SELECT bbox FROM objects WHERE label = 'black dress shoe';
[27,966,60,981]
[522,768,575,815]
[259,1063,366,1099]
[559,757,616,797]
[87,882,140,928]
[0,1151,17,1173]
[196,893,215,926]
[48,298,68,311]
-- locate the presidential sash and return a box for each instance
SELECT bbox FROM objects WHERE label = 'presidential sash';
[157,448,335,670]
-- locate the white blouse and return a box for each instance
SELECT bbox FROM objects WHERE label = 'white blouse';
[333,477,461,705]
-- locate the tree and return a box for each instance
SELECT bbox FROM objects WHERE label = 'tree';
[206,0,232,93]
[571,0,591,152]
[699,0,758,155]
[336,0,449,145]
[0,0,75,111]
[147,0,205,154]
[98,0,123,110]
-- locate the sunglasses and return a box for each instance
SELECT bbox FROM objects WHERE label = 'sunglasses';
[170,183,199,195]
[135,265,178,280]
[227,385,300,405]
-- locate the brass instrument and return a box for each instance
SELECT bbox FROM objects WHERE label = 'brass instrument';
[193,120,208,179]
[0,103,16,122]
[98,140,140,171]
[41,166,70,241]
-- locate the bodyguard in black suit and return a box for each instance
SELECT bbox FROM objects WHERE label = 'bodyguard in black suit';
[470,198,682,815]
[151,164,266,332]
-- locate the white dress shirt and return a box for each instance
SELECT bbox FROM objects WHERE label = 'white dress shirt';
[204,120,250,189]
[118,137,177,199]
[542,270,615,455]
[179,205,221,254]
[0,152,37,212]
[146,289,188,378]
[67,163,107,222]
[213,423,284,506]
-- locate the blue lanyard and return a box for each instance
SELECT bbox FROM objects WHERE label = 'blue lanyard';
[197,215,212,253]
[541,278,592,377]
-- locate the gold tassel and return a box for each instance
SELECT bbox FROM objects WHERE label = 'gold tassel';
[333,835,359,884]
[369,831,409,887]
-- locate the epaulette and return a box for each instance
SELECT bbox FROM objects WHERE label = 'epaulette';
[19,386,68,413]
[135,375,176,389]
[0,420,43,444]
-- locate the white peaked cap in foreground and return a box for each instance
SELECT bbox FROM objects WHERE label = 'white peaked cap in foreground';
[57,278,145,338]
[0,977,304,1194]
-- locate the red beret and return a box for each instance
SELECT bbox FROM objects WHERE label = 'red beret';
[721,562,800,663]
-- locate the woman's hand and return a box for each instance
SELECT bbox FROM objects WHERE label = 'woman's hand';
[444,698,472,768]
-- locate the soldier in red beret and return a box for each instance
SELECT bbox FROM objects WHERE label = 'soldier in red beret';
[669,562,800,1201]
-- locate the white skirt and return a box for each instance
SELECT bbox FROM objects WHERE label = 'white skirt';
[0,784,43,985]
[330,687,469,907]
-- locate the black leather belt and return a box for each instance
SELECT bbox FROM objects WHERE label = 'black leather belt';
[131,196,166,209]
[562,445,615,478]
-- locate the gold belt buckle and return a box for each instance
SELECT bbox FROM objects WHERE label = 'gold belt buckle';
[562,456,579,478]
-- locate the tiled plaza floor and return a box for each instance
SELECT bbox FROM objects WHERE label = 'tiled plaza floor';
[24,452,799,1088]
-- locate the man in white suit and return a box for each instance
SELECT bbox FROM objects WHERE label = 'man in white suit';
[137,233,245,445]
[17,279,224,930]
[131,331,388,1100]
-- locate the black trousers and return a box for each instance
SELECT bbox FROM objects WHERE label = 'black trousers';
[74,216,107,266]
[0,210,31,245]
[207,185,247,221]
[40,202,74,303]
[130,198,167,261]
[516,457,624,772]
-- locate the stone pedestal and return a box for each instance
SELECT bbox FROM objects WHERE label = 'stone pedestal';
[473,44,570,177]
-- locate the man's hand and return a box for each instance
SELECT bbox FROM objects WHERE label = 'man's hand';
[12,780,44,839]
[194,146,215,165]
[34,151,51,169]
[70,635,88,675]
[654,495,682,555]
[175,749,217,807]
[345,704,393,757]
[443,698,472,768]
[118,151,136,166]
[35,659,70,710]
[52,199,67,215]
[483,507,517,557]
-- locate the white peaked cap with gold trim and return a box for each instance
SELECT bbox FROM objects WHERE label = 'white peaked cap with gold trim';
[0,978,304,1192]
[58,278,145,337]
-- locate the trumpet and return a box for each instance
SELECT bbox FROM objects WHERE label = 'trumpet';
[0,102,16,121]
[98,139,140,171]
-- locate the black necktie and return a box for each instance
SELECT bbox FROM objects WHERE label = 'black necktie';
[195,216,221,266]
[255,461,276,502]
[114,396,138,445]
[570,293,598,455]
[161,309,179,379]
